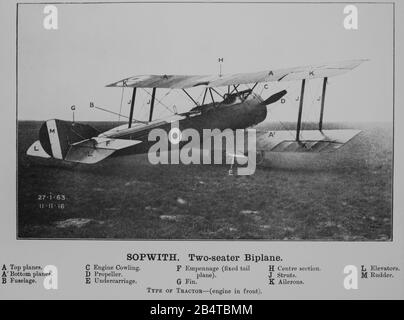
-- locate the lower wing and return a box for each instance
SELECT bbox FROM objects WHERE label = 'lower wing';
[254,129,361,153]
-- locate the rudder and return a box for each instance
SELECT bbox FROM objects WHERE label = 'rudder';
[38,119,99,160]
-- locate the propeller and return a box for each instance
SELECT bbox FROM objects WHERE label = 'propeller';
[261,90,287,106]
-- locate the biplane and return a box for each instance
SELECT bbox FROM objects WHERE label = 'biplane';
[26,59,365,165]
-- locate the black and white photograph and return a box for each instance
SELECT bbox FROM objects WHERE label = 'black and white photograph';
[16,2,393,241]
[1,0,404,302]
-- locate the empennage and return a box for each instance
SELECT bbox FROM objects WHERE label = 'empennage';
[27,120,141,164]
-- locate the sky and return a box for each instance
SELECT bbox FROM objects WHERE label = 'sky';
[17,2,394,123]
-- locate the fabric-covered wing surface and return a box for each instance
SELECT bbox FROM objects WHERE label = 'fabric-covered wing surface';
[254,129,361,153]
[106,59,366,89]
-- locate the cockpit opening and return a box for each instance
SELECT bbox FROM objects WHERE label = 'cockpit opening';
[222,89,253,105]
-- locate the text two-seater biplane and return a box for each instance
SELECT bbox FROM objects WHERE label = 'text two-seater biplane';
[27,59,365,165]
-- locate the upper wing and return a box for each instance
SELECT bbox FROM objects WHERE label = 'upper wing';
[106,59,366,89]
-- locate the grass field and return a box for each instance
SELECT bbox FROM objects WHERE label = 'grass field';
[17,121,392,240]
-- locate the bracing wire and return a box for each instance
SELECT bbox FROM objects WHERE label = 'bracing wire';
[118,86,125,123]
[141,88,176,115]
[262,81,299,140]
[301,80,322,131]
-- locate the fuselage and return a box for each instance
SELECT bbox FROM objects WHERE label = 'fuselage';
[103,92,268,156]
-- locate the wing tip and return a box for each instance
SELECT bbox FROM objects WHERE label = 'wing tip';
[350,58,370,67]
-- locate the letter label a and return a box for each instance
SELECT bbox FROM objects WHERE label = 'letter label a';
[43,5,58,30]
[343,265,358,290]
[343,5,358,30]
[43,265,58,290]
[148,128,169,164]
